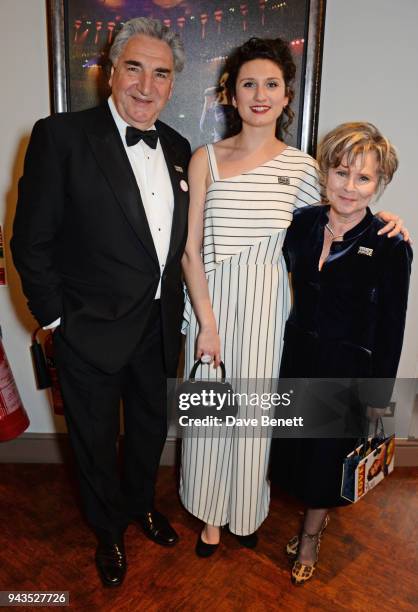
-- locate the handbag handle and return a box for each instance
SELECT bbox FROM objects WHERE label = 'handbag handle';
[374,416,385,438]
[357,416,386,458]
[357,438,369,458]
[189,359,226,383]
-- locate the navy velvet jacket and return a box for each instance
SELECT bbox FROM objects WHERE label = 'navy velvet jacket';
[280,205,412,396]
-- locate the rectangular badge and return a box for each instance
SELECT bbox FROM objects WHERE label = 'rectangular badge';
[358,246,373,256]
[174,165,184,173]
[277,176,290,185]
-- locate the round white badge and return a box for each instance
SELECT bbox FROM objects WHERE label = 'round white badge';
[180,179,189,192]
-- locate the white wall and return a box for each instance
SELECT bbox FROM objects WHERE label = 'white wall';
[318,0,418,378]
[0,0,64,434]
[317,0,418,436]
[1,0,417,437]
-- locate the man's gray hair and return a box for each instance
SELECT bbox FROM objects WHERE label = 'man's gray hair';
[109,17,185,73]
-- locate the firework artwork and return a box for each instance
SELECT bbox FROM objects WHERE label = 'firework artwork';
[47,0,326,152]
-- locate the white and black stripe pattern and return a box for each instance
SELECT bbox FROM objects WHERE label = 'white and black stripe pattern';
[180,144,320,535]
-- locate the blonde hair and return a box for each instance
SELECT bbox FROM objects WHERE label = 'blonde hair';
[317,122,398,199]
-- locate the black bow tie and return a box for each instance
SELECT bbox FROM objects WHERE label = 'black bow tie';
[125,126,159,149]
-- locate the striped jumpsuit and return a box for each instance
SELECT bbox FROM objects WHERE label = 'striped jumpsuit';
[179,144,320,535]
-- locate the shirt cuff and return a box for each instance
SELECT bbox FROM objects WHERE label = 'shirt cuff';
[43,317,61,330]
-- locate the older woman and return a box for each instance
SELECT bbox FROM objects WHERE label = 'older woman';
[273,122,412,584]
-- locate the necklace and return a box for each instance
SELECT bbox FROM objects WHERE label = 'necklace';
[325,223,344,241]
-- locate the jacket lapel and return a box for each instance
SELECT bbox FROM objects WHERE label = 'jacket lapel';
[85,105,159,265]
[157,123,189,263]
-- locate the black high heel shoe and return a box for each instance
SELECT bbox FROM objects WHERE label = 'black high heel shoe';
[195,528,220,558]
[234,532,258,549]
[227,525,258,549]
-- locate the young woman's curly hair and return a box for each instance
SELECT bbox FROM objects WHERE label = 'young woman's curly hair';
[224,37,296,139]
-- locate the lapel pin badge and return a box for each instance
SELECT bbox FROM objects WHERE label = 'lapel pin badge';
[174,165,184,173]
[358,246,373,256]
[277,176,290,185]
[180,179,188,192]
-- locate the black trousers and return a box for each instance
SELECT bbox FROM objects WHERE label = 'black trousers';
[53,302,168,543]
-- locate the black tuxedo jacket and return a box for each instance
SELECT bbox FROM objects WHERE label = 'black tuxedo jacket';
[11,104,191,374]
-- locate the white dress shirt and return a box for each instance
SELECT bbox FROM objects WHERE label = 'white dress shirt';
[108,96,174,299]
[44,97,174,328]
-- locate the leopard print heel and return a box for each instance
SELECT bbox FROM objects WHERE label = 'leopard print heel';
[285,514,329,560]
[288,515,330,585]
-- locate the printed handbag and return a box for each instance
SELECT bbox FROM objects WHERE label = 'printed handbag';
[341,418,395,503]
[175,359,237,422]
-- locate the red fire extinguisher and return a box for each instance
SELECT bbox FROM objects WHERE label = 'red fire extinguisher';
[0,325,30,441]
[31,328,64,415]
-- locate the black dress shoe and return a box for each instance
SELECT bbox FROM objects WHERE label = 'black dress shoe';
[135,510,178,547]
[195,532,219,558]
[235,532,258,549]
[95,542,126,587]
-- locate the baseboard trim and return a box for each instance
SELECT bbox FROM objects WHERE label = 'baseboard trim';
[394,438,418,467]
[0,433,179,465]
[1,433,417,466]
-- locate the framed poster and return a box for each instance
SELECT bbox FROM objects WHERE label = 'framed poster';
[47,0,326,153]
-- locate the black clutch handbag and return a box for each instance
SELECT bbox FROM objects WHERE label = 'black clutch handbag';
[176,360,237,422]
[30,328,51,390]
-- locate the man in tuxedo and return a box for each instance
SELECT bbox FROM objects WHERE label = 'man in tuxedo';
[11,18,191,587]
